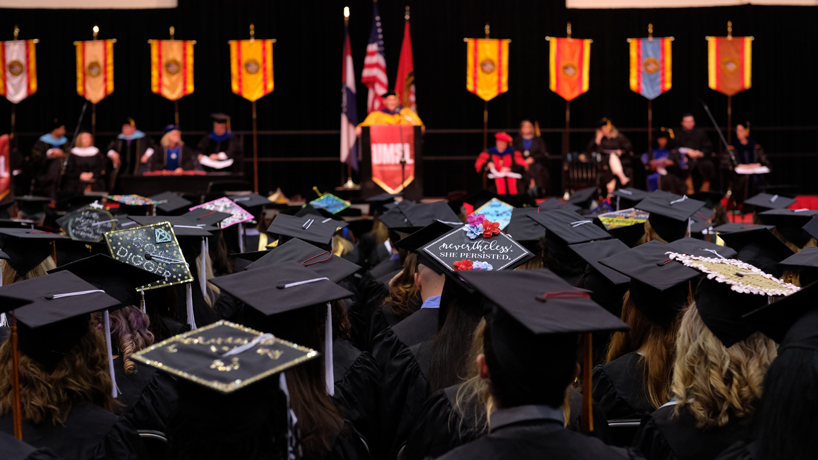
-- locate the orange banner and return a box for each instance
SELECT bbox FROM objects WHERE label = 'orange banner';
[549,37,591,101]
[229,39,274,102]
[150,39,194,101]
[466,38,509,101]
[75,40,114,104]
[708,36,752,96]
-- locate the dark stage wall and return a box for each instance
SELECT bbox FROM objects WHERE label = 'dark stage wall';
[1,1,817,198]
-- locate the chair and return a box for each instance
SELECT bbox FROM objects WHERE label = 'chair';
[606,419,642,447]
[138,430,169,460]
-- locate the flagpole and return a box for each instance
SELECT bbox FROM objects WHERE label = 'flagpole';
[726,21,733,144]
[252,100,258,193]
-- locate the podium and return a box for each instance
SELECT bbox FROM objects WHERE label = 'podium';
[360,125,424,201]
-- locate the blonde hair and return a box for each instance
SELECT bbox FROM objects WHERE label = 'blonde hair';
[371,219,390,246]
[1,256,56,286]
[160,130,184,148]
[671,304,777,430]
[770,227,816,254]
[332,234,354,257]
[636,219,689,246]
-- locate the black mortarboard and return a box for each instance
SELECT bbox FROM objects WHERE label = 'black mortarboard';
[210,262,353,316]
[231,250,270,264]
[528,209,611,245]
[394,221,458,275]
[463,189,502,210]
[779,247,818,286]
[744,193,795,213]
[612,188,648,210]
[122,117,136,127]
[367,192,401,215]
[182,208,234,228]
[802,216,818,243]
[689,191,726,209]
[668,237,737,259]
[713,223,773,234]
[567,187,598,210]
[245,238,360,283]
[569,239,631,286]
[379,201,414,229]
[16,195,50,217]
[758,208,818,248]
[54,194,103,213]
[48,254,164,306]
[229,193,273,212]
[719,226,794,278]
[504,208,546,252]
[600,240,700,326]
[538,199,581,213]
[595,208,649,247]
[742,282,814,346]
[458,269,629,335]
[48,117,64,131]
[0,228,66,274]
[128,216,214,237]
[266,213,347,249]
[210,113,230,124]
[149,192,192,215]
[596,117,613,128]
[635,194,706,242]
[391,201,462,233]
[294,203,333,219]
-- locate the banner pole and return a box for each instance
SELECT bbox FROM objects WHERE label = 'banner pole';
[91,103,96,139]
[647,99,653,153]
[10,104,15,144]
[174,100,180,126]
[483,100,488,151]
[726,95,732,144]
[564,100,570,154]
[252,100,259,193]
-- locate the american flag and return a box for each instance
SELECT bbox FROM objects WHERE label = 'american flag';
[361,2,387,113]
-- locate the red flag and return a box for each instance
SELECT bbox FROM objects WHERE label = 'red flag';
[395,21,416,112]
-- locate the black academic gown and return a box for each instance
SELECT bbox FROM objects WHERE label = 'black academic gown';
[369,256,402,283]
[196,133,243,172]
[635,404,755,460]
[674,128,715,187]
[586,134,636,188]
[513,135,550,196]
[713,441,757,460]
[592,352,656,421]
[106,135,158,178]
[0,402,149,460]
[368,295,423,352]
[325,420,374,460]
[114,356,178,432]
[27,138,70,197]
[371,307,438,373]
[347,272,390,351]
[333,338,382,455]
[429,405,641,460]
[148,145,198,172]
[64,147,108,193]
[0,431,58,460]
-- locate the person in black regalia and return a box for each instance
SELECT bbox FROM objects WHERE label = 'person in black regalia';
[512,120,550,197]
[635,275,778,460]
[429,269,639,460]
[673,113,715,193]
[148,125,198,173]
[106,117,158,182]
[0,431,59,460]
[25,118,69,197]
[64,131,108,193]
[586,118,635,194]
[0,274,149,460]
[197,113,243,172]
[724,123,771,205]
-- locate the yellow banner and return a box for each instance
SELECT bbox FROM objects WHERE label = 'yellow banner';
[75,40,114,104]
[229,39,274,102]
[150,40,194,101]
[466,38,509,101]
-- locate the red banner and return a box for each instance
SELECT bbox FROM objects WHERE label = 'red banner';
[0,135,9,203]
[370,125,414,194]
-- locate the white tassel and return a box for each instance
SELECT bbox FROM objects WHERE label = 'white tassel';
[0,265,6,328]
[238,222,245,253]
[325,302,334,396]
[186,284,197,330]
[199,238,207,298]
[104,310,119,398]
[140,290,146,314]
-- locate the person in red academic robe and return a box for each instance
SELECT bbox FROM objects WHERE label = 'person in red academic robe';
[474,132,528,195]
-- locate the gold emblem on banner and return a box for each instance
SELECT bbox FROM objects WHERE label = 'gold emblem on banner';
[164,59,181,75]
[480,58,495,74]
[7,60,23,76]
[722,58,738,73]
[244,59,260,74]
[87,61,102,78]
[562,62,577,78]
[643,57,659,74]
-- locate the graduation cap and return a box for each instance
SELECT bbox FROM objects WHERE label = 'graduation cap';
[599,240,700,327]
[758,208,818,248]
[182,208,234,228]
[54,194,103,213]
[668,237,737,260]
[367,192,401,215]
[210,113,231,125]
[228,193,273,212]
[471,198,514,230]
[744,193,795,213]
[537,198,580,213]
[0,228,67,275]
[127,216,214,238]
[779,247,818,286]
[132,320,318,393]
[742,281,816,346]
[48,254,164,306]
[595,208,649,247]
[16,195,50,218]
[635,194,706,242]
[504,208,546,252]
[149,191,193,215]
[393,221,458,275]
[56,206,117,243]
[267,213,347,250]
[245,238,361,283]
[713,222,773,234]
[189,197,255,229]
[569,239,631,287]
[463,189,502,210]
[718,226,794,278]
[392,201,462,233]
[566,187,598,210]
[310,193,351,215]
[378,201,414,229]
[528,209,611,245]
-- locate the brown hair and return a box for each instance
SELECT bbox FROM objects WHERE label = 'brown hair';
[1,257,56,286]
[286,358,344,459]
[672,305,776,430]
[606,291,685,409]
[0,322,116,425]
[93,306,154,375]
[384,253,419,317]
[770,227,817,253]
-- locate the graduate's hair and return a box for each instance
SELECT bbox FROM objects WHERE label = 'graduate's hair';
[331,299,352,341]
[1,256,56,285]
[371,219,390,246]
[384,253,419,317]
[332,233,354,257]
[770,227,817,253]
[144,284,184,342]
[753,348,818,460]
[93,305,154,375]
[160,131,184,147]
[0,321,116,425]
[606,290,684,409]
[210,235,233,276]
[671,304,775,430]
[76,131,94,148]
[636,219,684,245]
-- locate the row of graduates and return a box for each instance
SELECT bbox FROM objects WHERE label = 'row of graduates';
[15,114,243,198]
[0,185,817,460]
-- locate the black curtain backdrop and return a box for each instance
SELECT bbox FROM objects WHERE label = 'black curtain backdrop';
[1,1,816,197]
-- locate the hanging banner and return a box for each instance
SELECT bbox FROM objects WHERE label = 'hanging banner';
[629,37,672,100]
[708,36,752,96]
[466,38,509,101]
[150,39,194,101]
[229,39,274,102]
[0,135,9,203]
[0,40,37,104]
[75,39,114,103]
[370,125,414,194]
[549,37,591,101]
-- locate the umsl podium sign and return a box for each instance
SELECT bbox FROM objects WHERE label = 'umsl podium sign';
[361,125,423,201]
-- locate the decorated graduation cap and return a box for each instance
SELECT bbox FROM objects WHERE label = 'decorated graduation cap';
[611,188,648,211]
[668,237,737,260]
[229,193,274,212]
[742,281,818,346]
[503,207,546,252]
[757,208,818,248]
[635,193,706,242]
[394,221,459,275]
[471,198,514,230]
[267,213,347,250]
[128,216,215,238]
[668,252,799,347]
[107,194,156,216]
[246,238,361,283]
[56,205,117,243]
[189,197,254,229]
[596,208,649,247]
[779,247,818,286]
[719,225,795,278]
[600,240,700,327]
[744,193,796,213]
[0,228,67,275]
[132,320,317,394]
[149,191,192,215]
[310,193,351,215]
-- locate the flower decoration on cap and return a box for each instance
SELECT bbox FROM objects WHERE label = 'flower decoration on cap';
[465,214,486,240]
[454,259,474,271]
[467,214,486,226]
[482,220,501,238]
[472,261,494,271]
